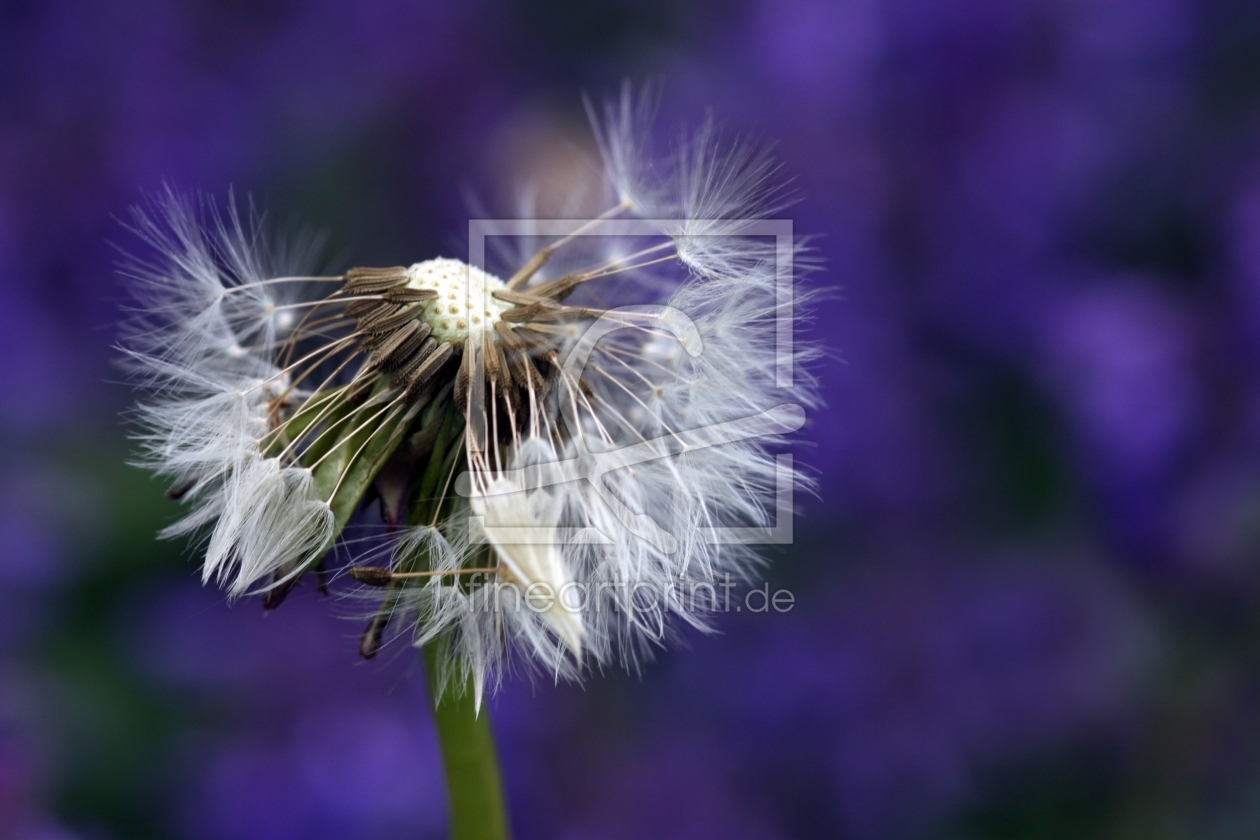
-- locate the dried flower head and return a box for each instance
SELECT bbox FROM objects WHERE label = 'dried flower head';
[122,88,817,705]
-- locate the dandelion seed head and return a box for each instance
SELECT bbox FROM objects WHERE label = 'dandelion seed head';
[121,86,820,698]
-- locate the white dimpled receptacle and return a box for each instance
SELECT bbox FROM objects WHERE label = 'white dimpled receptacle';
[405,258,514,344]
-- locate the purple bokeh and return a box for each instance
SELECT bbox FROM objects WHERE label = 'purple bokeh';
[4,0,1260,837]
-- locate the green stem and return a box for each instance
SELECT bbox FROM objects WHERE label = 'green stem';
[424,645,511,840]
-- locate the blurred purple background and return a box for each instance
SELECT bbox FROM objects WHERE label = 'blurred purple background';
[4,0,1260,837]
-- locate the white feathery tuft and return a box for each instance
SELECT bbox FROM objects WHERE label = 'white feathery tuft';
[473,477,584,658]
[122,191,335,596]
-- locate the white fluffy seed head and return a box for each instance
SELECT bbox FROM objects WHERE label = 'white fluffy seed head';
[123,89,819,699]
[406,258,513,344]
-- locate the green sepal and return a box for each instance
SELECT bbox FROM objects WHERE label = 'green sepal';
[295,385,371,467]
[260,388,346,461]
[409,406,466,528]
[273,386,348,454]
[313,388,422,535]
